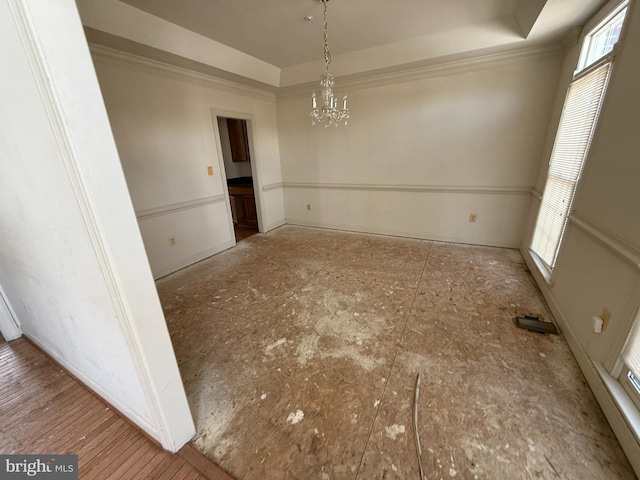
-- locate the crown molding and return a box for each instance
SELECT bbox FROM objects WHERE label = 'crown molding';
[277,44,562,101]
[89,40,561,104]
[89,43,277,103]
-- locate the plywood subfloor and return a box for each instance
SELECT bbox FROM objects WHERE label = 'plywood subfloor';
[156,225,636,480]
[0,337,232,480]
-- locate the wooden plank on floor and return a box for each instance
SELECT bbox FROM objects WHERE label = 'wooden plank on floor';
[78,424,138,477]
[154,455,188,480]
[120,450,166,480]
[109,440,159,479]
[178,444,236,480]
[138,453,175,479]
[81,432,149,480]
[1,384,93,448]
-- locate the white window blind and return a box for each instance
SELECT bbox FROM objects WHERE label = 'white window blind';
[624,308,640,381]
[530,62,612,269]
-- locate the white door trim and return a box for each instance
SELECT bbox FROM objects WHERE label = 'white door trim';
[0,284,21,341]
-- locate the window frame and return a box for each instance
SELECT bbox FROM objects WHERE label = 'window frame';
[577,1,629,73]
[621,367,640,412]
[529,0,630,281]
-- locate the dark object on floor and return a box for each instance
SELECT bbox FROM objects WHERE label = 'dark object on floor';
[513,314,558,335]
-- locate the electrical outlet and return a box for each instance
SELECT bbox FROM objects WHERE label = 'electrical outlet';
[207,166,214,176]
[169,237,177,246]
[306,204,311,211]
[601,307,611,331]
[469,213,477,223]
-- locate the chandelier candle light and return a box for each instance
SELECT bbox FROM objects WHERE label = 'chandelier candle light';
[310,0,349,127]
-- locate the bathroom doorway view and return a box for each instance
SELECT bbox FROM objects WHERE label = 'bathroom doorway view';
[217,117,259,243]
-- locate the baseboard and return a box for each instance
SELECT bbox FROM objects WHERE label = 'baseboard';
[262,218,286,232]
[285,219,518,249]
[521,247,640,476]
[22,333,163,448]
[153,240,236,279]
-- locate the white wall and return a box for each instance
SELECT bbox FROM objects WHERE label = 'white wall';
[521,1,640,474]
[277,48,563,247]
[0,0,194,451]
[90,47,285,278]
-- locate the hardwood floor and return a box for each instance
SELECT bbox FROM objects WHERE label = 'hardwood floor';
[0,336,233,479]
[233,225,258,242]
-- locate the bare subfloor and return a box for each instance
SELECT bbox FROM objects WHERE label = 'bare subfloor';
[156,226,635,480]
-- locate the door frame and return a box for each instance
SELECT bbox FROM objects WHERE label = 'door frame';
[211,109,265,236]
[0,284,21,341]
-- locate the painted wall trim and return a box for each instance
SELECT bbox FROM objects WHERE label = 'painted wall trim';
[136,194,226,219]
[89,43,276,103]
[262,182,283,192]
[278,45,562,100]
[530,187,543,200]
[153,239,235,279]
[570,214,640,270]
[283,182,532,196]
[263,218,286,232]
[0,284,21,341]
[521,247,640,476]
[288,220,518,248]
[24,332,160,441]
[10,0,178,450]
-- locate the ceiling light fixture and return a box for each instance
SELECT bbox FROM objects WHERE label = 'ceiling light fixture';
[310,0,349,127]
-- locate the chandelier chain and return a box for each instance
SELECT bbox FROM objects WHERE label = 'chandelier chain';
[323,0,331,73]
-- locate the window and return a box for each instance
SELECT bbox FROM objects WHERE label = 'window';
[530,1,628,272]
[578,5,627,72]
[622,307,640,411]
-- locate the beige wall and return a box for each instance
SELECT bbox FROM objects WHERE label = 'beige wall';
[521,1,640,473]
[91,47,285,278]
[277,48,563,247]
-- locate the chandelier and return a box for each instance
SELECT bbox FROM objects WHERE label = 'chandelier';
[310,0,349,127]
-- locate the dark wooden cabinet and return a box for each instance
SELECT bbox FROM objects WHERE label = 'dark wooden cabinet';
[227,119,250,163]
[228,185,257,227]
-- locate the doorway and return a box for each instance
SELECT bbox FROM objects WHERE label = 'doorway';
[217,117,259,243]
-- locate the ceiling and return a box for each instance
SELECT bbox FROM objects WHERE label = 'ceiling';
[81,0,607,87]
[119,0,525,68]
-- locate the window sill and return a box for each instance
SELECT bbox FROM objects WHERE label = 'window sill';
[528,249,554,286]
[595,363,640,445]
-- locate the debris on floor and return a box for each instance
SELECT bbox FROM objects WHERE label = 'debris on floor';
[513,314,558,335]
